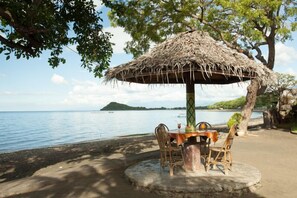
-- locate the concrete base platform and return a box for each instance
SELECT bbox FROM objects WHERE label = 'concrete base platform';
[125,159,261,197]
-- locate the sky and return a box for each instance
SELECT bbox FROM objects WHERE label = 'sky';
[0,3,297,111]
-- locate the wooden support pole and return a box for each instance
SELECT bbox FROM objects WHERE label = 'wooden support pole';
[186,81,196,130]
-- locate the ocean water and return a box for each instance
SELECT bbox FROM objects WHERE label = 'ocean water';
[0,110,262,153]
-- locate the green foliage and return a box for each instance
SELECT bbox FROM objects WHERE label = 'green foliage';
[105,0,193,57]
[208,97,246,109]
[266,72,297,93]
[277,121,297,133]
[0,0,113,77]
[101,102,147,111]
[255,93,279,108]
[258,72,297,109]
[104,0,297,65]
[207,94,279,109]
[292,123,297,133]
[227,113,242,129]
[103,0,297,133]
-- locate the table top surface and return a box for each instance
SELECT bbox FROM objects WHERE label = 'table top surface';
[168,129,218,134]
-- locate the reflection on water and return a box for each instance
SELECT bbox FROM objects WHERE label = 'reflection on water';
[0,110,262,153]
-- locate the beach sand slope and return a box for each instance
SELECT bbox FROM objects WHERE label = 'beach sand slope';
[1,127,297,197]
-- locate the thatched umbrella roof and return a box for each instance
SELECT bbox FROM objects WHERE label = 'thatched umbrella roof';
[105,31,274,85]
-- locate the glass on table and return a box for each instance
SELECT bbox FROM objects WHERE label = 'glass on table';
[177,123,181,131]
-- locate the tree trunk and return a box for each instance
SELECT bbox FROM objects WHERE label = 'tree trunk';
[263,110,277,129]
[238,33,275,135]
[263,110,272,129]
[237,79,259,136]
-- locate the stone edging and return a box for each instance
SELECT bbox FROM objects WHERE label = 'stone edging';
[125,159,262,198]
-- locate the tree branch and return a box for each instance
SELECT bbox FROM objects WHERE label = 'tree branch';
[0,6,47,49]
[168,0,181,13]
[0,7,48,35]
[0,7,14,23]
[251,42,268,65]
[200,0,214,7]
[0,35,34,55]
[253,20,264,32]
[191,13,254,59]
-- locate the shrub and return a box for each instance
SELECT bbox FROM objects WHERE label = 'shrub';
[292,123,297,133]
[227,113,242,128]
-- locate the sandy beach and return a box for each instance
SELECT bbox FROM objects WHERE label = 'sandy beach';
[1,122,297,197]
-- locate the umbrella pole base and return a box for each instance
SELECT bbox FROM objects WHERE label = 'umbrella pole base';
[183,142,201,172]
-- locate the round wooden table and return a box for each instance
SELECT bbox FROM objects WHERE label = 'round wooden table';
[168,129,219,171]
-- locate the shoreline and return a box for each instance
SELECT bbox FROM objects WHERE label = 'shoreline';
[1,114,297,198]
[0,117,263,155]
[0,117,263,183]
[0,110,263,154]
[0,126,297,197]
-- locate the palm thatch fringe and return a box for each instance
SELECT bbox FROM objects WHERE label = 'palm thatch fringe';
[105,31,275,85]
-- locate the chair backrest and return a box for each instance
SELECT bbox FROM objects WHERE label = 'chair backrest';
[223,124,237,150]
[155,123,170,150]
[196,122,212,130]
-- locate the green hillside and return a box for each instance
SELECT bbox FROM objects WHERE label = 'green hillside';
[207,94,278,110]
[208,97,246,109]
[101,102,147,111]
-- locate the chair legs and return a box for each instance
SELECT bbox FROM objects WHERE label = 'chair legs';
[223,151,229,175]
[159,149,183,176]
[169,166,174,176]
[206,150,232,175]
[200,137,210,157]
[205,149,212,172]
[228,152,233,168]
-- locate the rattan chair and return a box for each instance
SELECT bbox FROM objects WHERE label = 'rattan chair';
[196,122,212,131]
[206,124,237,175]
[196,122,212,157]
[155,123,184,176]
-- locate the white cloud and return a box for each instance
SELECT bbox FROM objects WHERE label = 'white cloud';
[62,80,186,108]
[63,27,131,55]
[0,91,13,96]
[279,68,297,78]
[51,74,68,85]
[0,91,57,96]
[62,80,119,107]
[93,0,103,10]
[61,79,249,108]
[0,91,60,99]
[275,43,297,66]
[104,27,132,54]
[85,0,103,10]
[193,83,248,106]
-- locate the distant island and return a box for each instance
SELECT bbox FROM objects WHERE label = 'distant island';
[101,95,272,111]
[101,102,177,111]
[101,102,147,111]
[101,102,207,111]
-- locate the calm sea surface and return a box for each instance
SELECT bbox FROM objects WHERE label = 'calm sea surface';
[0,110,262,153]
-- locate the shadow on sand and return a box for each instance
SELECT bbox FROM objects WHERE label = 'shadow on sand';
[1,134,268,197]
